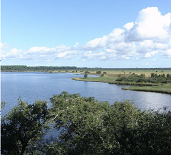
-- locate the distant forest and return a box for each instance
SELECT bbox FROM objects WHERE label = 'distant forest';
[1,65,77,72]
[1,65,171,72]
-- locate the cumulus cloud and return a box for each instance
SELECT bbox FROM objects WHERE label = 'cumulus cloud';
[28,47,55,53]
[125,7,171,42]
[83,35,108,50]
[124,22,134,30]
[79,7,171,60]
[162,49,171,57]
[97,8,169,59]
[1,43,80,60]
[2,48,23,59]
[1,7,171,62]
[145,51,158,58]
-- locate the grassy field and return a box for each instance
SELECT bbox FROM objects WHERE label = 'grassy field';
[122,83,171,94]
[72,76,118,83]
[50,68,171,77]
[95,69,171,77]
[72,69,171,94]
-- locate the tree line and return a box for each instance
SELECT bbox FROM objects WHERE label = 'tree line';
[2,92,171,154]
[116,73,171,83]
[2,65,171,72]
[1,65,77,72]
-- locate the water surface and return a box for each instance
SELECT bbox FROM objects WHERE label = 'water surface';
[1,72,171,115]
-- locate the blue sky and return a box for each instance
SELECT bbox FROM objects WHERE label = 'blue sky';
[1,0,171,68]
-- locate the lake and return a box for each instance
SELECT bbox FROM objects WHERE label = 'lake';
[1,72,171,116]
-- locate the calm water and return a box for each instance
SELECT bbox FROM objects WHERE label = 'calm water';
[1,72,171,115]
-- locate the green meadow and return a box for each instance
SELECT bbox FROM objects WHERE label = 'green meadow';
[72,69,171,94]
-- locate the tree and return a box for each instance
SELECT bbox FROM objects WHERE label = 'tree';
[96,70,101,74]
[101,73,104,77]
[49,92,110,154]
[49,93,171,154]
[2,93,171,154]
[1,99,51,155]
[84,73,88,78]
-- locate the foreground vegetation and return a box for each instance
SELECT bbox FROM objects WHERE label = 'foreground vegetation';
[2,92,171,154]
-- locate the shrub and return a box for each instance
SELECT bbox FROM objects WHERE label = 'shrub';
[84,73,88,78]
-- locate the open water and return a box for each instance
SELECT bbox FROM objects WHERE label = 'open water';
[1,72,171,115]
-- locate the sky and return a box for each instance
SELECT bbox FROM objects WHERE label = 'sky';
[1,0,171,68]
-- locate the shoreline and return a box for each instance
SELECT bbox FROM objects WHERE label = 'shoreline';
[122,87,171,94]
[72,77,171,95]
[2,71,171,95]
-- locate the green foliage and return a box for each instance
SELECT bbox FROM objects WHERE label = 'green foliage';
[1,99,51,155]
[49,92,171,154]
[1,65,77,72]
[118,74,122,78]
[84,73,88,78]
[1,101,6,109]
[2,92,171,154]
[96,70,101,74]
[49,92,110,154]
[101,73,104,77]
[85,71,90,73]
[116,73,171,84]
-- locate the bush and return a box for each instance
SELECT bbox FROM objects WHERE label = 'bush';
[116,73,170,83]
[96,71,101,74]
[84,73,88,78]
[101,73,104,77]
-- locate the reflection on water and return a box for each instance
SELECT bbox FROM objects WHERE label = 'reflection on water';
[133,91,170,111]
[1,72,171,116]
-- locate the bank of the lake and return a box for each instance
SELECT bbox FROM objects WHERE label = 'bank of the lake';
[122,83,171,94]
[72,76,171,95]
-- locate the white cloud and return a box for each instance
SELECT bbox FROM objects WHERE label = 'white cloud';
[57,51,68,58]
[84,35,108,50]
[4,48,23,59]
[145,51,158,58]
[81,7,171,60]
[2,7,171,63]
[163,49,171,57]
[83,51,93,59]
[0,42,10,50]
[124,22,134,30]
[121,55,130,59]
[28,47,56,54]
[1,42,5,48]
[107,28,125,43]
[125,7,171,42]
[82,51,107,60]
[73,42,79,47]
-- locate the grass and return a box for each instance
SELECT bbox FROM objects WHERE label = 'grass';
[72,76,118,83]
[51,69,171,77]
[86,69,171,77]
[122,83,171,94]
[72,70,171,94]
